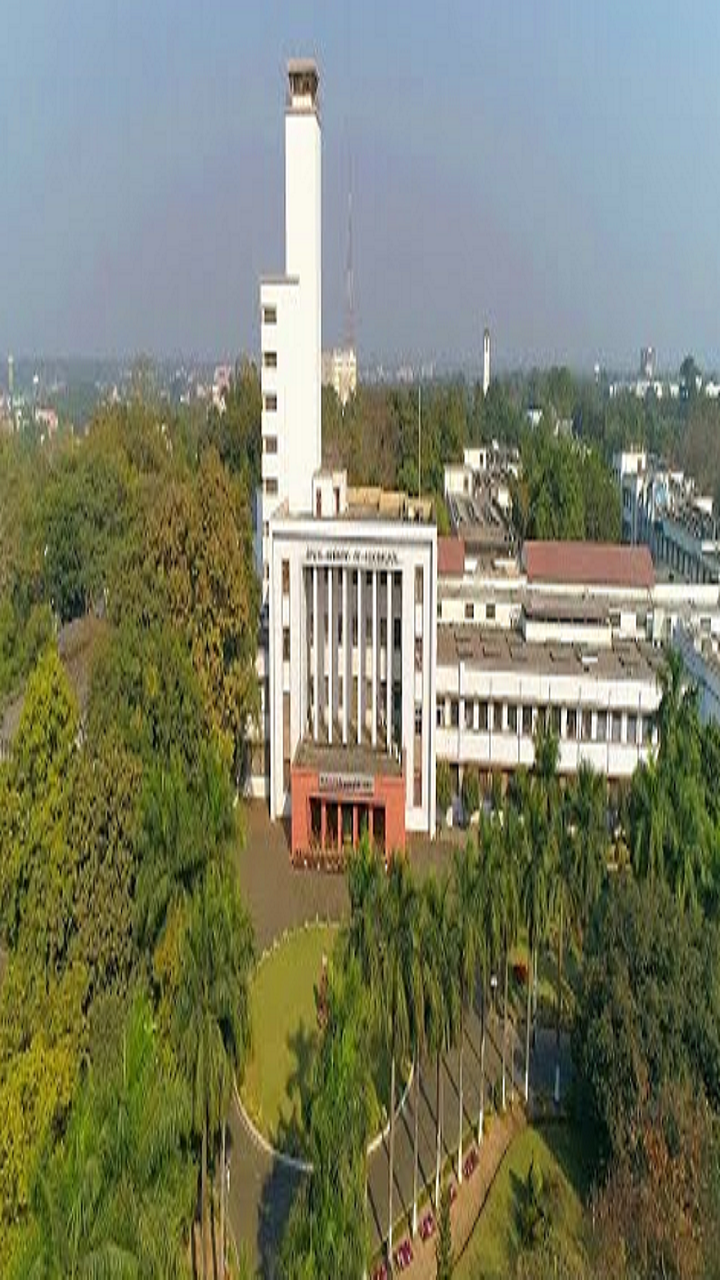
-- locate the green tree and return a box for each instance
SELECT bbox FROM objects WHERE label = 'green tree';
[379,857,419,1259]
[281,957,374,1280]
[435,1180,453,1280]
[174,865,254,1280]
[452,841,481,1182]
[424,873,459,1208]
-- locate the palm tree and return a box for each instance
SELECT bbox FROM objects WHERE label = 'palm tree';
[175,864,255,1280]
[423,873,459,1209]
[551,788,583,1104]
[629,759,668,884]
[520,780,553,1104]
[379,856,419,1260]
[498,800,521,1109]
[475,816,503,1141]
[570,761,607,935]
[452,840,481,1182]
[410,889,437,1238]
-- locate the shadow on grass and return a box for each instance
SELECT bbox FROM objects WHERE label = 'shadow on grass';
[276,1018,318,1158]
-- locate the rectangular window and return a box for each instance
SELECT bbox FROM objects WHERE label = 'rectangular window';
[642,716,652,745]
[493,702,503,732]
[597,711,607,743]
[551,706,561,736]
[522,705,533,736]
[582,709,592,741]
[282,628,290,662]
[627,713,637,745]
[282,560,290,595]
[450,700,460,729]
[612,712,622,743]
[465,603,474,621]
[263,435,278,453]
[436,699,445,728]
[415,705,423,735]
[479,701,489,732]
[338,676,343,708]
[380,619,387,646]
[508,704,518,733]
[263,350,277,369]
[264,477,278,496]
[263,393,278,412]
[486,602,496,621]
[464,701,474,730]
[366,615,373,642]
[415,567,424,605]
[394,618,401,649]
[262,305,277,325]
[352,616,358,645]
[566,708,578,739]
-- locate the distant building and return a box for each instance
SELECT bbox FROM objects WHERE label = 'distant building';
[212,365,232,413]
[640,346,656,380]
[321,346,357,407]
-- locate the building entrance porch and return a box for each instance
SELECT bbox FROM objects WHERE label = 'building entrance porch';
[291,739,404,866]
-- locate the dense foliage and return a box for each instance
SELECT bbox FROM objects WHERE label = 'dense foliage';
[0,387,260,1275]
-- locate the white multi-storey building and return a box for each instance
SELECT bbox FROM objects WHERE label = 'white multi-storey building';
[258,60,322,602]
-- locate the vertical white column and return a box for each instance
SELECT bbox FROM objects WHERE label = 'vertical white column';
[357,570,363,745]
[313,566,319,742]
[402,565,415,817]
[372,570,378,749]
[343,567,349,746]
[328,569,334,745]
[386,571,393,753]
[421,559,430,824]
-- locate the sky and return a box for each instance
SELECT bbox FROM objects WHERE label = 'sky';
[1,1,719,372]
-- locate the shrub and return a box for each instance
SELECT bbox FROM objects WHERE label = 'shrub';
[436,759,452,815]
[461,767,480,818]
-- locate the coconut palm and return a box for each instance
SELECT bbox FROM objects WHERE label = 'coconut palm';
[569,761,607,934]
[520,780,553,1104]
[475,815,503,1141]
[498,799,522,1109]
[174,863,255,1280]
[423,872,459,1208]
[551,788,584,1104]
[629,759,668,884]
[410,889,438,1238]
[452,840,481,1182]
[379,855,420,1260]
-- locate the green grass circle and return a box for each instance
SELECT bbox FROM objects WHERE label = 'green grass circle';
[241,922,339,1158]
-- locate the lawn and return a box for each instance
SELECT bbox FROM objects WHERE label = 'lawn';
[454,1123,591,1280]
[241,922,338,1157]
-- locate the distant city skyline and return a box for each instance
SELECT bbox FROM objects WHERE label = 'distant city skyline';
[1,2,719,369]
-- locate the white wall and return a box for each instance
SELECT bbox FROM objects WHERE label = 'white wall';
[285,107,321,515]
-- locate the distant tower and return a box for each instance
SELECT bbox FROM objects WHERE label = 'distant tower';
[7,354,13,399]
[482,328,491,397]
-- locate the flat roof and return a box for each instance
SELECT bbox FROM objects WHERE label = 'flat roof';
[294,738,402,778]
[524,541,655,591]
[346,487,434,525]
[438,536,465,577]
[437,624,662,683]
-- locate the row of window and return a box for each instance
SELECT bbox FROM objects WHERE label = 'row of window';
[287,615,404,651]
[437,698,654,746]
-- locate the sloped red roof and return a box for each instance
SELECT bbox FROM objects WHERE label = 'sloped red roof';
[438,536,465,577]
[523,541,654,590]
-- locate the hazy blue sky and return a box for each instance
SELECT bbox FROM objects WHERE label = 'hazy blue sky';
[1,1,719,370]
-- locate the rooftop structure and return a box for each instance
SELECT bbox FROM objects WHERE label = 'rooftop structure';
[523,540,655,592]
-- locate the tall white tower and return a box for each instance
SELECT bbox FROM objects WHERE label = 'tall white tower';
[7,354,14,399]
[258,59,322,601]
[482,327,491,397]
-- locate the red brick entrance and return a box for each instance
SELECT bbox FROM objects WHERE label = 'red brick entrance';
[290,741,405,865]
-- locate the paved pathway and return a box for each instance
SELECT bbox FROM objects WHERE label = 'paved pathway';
[227,803,572,1277]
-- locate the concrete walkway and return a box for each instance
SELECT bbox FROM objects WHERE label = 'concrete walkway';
[226,803,572,1277]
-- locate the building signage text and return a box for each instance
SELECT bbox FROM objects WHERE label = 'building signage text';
[306,545,400,570]
[318,771,375,797]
